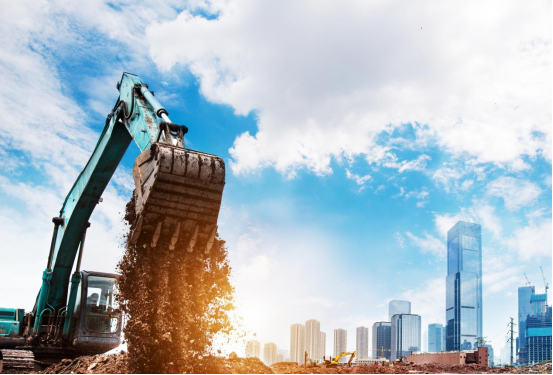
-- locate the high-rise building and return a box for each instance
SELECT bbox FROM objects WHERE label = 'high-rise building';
[263,342,277,366]
[389,300,411,321]
[356,326,369,359]
[305,319,321,361]
[391,314,421,361]
[525,296,551,365]
[517,285,535,364]
[333,329,347,361]
[372,322,391,359]
[290,323,306,364]
[428,323,444,352]
[445,221,483,351]
[246,340,261,358]
[319,331,326,359]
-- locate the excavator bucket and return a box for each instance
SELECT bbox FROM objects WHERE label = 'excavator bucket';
[130,142,225,251]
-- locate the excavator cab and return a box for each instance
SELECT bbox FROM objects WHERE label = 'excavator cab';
[69,271,121,353]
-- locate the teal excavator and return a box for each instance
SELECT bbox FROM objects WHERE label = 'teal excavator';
[0,73,225,371]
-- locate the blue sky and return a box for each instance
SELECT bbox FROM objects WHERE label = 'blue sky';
[0,0,551,364]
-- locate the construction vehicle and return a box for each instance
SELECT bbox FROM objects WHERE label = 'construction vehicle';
[323,351,356,367]
[0,73,225,371]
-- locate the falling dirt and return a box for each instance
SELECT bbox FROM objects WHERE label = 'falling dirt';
[116,194,235,373]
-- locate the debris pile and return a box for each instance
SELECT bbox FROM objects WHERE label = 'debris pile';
[117,195,235,373]
[41,353,273,374]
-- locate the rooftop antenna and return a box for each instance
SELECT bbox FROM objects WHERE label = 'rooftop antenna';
[524,273,531,286]
[540,266,549,302]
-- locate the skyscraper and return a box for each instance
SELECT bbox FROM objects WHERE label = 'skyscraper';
[517,285,535,364]
[319,331,326,359]
[445,221,483,351]
[525,293,551,365]
[372,322,391,359]
[305,319,321,361]
[263,342,277,366]
[428,323,444,352]
[246,340,261,358]
[333,329,347,360]
[389,300,411,321]
[290,323,306,364]
[391,314,421,361]
[356,326,369,359]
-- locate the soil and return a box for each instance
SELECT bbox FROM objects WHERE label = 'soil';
[116,194,235,373]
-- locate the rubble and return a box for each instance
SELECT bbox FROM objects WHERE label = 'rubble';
[40,353,273,374]
[117,195,235,373]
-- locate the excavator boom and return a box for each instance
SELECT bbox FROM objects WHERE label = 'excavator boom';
[0,73,225,367]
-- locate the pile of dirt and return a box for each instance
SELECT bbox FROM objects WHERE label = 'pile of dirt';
[117,195,235,373]
[41,353,273,374]
[270,361,553,374]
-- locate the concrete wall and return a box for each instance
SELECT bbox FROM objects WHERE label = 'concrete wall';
[406,347,488,366]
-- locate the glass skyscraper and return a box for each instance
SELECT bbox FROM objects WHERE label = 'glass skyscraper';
[445,221,482,351]
[372,322,391,359]
[428,323,444,352]
[517,285,535,364]
[391,314,421,360]
[389,300,411,321]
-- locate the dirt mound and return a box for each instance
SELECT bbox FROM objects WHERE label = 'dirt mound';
[117,195,235,373]
[41,353,273,374]
[270,361,552,374]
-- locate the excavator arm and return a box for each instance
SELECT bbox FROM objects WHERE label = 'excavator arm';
[32,73,225,336]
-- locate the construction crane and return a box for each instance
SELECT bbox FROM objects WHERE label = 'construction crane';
[524,273,531,286]
[0,73,225,371]
[540,266,549,298]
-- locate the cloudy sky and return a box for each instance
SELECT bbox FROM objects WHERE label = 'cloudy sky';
[0,0,551,363]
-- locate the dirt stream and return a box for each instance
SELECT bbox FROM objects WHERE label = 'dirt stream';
[116,195,235,373]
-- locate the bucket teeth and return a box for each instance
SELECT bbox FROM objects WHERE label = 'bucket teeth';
[205,226,217,254]
[151,222,162,248]
[187,225,198,253]
[169,222,181,251]
[129,215,143,245]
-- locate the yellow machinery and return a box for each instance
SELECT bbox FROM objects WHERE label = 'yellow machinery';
[323,351,356,367]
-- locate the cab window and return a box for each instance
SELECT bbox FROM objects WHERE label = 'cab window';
[84,276,119,333]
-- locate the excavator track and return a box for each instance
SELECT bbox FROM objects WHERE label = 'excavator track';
[0,349,35,373]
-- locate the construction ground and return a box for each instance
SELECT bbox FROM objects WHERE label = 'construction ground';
[3,353,550,374]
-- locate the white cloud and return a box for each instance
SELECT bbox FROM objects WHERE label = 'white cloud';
[406,231,445,259]
[399,278,445,326]
[433,202,503,239]
[393,231,405,248]
[507,218,552,260]
[486,176,542,211]
[345,169,371,191]
[147,0,551,176]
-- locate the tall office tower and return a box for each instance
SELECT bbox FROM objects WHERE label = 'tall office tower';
[389,300,411,321]
[333,329,347,360]
[356,326,369,359]
[372,322,391,359]
[263,342,278,366]
[517,285,535,364]
[318,331,326,359]
[305,319,321,361]
[445,221,483,351]
[290,323,306,364]
[428,323,444,352]
[246,340,261,358]
[391,314,421,361]
[525,294,551,365]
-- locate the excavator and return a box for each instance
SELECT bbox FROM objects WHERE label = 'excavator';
[323,351,356,367]
[0,73,225,371]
